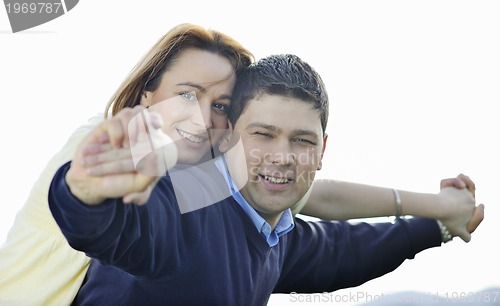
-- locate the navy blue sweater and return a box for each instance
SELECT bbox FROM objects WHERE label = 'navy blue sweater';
[48,162,441,306]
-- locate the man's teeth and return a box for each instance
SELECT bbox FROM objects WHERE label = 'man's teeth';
[264,175,289,184]
[178,130,205,143]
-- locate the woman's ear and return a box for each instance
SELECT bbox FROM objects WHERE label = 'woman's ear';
[218,121,234,153]
[140,91,153,108]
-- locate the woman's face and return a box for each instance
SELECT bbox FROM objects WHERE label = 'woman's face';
[141,48,236,165]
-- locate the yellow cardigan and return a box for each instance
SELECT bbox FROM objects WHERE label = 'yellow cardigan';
[0,115,103,306]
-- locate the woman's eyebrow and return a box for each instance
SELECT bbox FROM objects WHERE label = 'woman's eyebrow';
[176,82,206,93]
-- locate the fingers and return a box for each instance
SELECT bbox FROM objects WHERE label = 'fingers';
[82,145,132,167]
[80,106,164,176]
[98,105,146,149]
[148,111,164,130]
[67,106,169,206]
[81,143,113,155]
[129,174,159,201]
[466,204,485,234]
[134,147,170,177]
[82,144,170,177]
[126,107,164,146]
[451,204,485,243]
[123,185,154,205]
[458,231,472,243]
[440,177,466,190]
[80,130,174,179]
[81,144,136,176]
[86,159,136,176]
[457,173,476,198]
[440,173,476,198]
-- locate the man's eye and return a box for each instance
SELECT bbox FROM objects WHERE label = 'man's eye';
[212,103,229,114]
[180,92,197,102]
[295,138,316,145]
[255,131,271,138]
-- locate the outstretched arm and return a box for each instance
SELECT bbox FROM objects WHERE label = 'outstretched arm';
[48,106,182,278]
[295,174,484,242]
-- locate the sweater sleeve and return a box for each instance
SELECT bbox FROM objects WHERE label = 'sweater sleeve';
[274,217,441,293]
[48,161,196,279]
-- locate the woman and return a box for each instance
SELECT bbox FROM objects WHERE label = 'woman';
[0,23,253,306]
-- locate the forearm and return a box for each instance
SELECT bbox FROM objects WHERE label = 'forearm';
[48,162,123,251]
[49,162,184,278]
[275,217,442,293]
[299,179,448,220]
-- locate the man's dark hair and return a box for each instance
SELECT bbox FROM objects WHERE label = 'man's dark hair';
[229,54,329,133]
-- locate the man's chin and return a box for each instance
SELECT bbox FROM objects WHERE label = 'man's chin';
[254,199,296,215]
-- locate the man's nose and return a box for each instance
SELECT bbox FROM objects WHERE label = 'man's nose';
[265,140,296,166]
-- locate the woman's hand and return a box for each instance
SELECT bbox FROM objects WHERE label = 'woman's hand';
[65,106,177,205]
[438,174,485,242]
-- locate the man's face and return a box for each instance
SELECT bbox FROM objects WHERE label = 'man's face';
[223,94,326,224]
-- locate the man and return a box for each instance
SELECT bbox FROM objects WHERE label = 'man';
[48,54,483,305]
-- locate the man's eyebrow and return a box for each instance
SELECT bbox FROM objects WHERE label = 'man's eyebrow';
[176,82,232,100]
[246,122,278,132]
[291,129,320,139]
[246,123,320,139]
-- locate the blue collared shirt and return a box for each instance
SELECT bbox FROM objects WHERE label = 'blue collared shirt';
[215,156,295,247]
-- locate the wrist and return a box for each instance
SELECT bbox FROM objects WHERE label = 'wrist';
[436,220,453,243]
[393,191,449,220]
[65,166,105,205]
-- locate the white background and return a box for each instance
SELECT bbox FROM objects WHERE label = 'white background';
[1,1,499,305]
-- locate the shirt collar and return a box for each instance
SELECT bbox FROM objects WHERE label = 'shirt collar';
[215,156,294,247]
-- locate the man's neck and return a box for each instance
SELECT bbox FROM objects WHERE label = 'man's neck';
[255,210,284,230]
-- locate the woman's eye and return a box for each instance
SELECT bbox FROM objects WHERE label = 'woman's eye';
[180,92,197,102]
[212,103,229,114]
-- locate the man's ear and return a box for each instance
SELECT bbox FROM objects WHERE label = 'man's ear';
[218,120,234,153]
[317,133,328,171]
[140,91,153,108]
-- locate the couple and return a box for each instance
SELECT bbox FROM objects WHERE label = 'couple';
[49,25,484,305]
[2,23,484,305]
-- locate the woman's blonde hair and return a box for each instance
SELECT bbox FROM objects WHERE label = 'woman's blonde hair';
[104,23,254,117]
